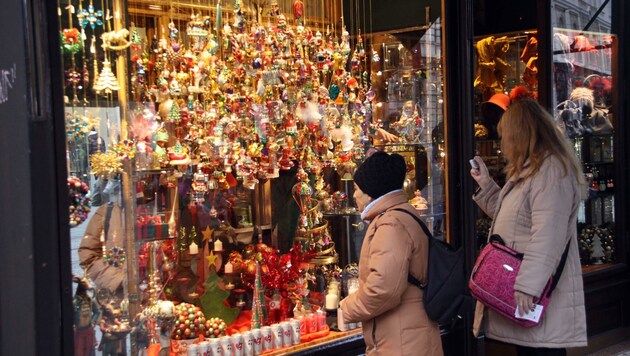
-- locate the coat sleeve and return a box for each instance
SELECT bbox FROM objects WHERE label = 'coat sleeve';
[514,164,576,297]
[78,205,125,293]
[472,180,501,219]
[341,219,412,323]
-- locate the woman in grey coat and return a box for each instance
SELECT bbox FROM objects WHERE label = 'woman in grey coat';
[470,99,587,355]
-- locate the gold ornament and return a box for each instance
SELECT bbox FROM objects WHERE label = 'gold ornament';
[90,151,123,178]
[93,59,120,93]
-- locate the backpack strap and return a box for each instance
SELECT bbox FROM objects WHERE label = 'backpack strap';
[104,203,114,238]
[392,208,432,289]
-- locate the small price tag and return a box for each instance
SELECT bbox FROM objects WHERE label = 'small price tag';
[515,304,544,323]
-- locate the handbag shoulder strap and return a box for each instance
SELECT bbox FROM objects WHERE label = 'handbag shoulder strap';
[391,208,432,289]
[548,239,571,295]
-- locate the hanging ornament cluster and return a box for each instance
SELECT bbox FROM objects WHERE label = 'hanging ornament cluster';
[65,111,97,140]
[68,176,91,227]
[122,0,375,192]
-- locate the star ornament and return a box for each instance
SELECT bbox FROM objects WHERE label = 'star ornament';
[202,226,213,242]
[205,251,218,266]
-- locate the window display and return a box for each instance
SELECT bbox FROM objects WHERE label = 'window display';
[551,0,616,271]
[59,0,449,354]
[472,0,618,272]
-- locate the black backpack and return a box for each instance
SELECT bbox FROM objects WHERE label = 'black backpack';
[393,209,469,325]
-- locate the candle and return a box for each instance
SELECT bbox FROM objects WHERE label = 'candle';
[214,239,223,251]
[325,292,339,310]
[189,241,199,255]
[224,261,233,273]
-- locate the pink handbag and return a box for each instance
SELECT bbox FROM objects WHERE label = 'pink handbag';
[469,235,569,327]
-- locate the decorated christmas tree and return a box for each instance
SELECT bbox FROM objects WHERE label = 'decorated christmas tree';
[167,100,181,123]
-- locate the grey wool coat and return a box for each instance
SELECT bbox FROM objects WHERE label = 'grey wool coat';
[340,191,443,356]
[473,156,587,348]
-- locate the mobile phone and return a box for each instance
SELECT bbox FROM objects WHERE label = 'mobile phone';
[469,159,480,169]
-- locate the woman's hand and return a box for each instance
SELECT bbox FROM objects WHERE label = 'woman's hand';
[514,290,534,316]
[470,156,492,189]
[373,128,399,143]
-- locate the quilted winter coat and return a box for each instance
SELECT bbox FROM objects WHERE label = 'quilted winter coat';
[78,204,126,293]
[340,191,443,356]
[472,156,587,348]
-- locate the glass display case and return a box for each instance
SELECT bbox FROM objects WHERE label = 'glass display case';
[369,21,449,243]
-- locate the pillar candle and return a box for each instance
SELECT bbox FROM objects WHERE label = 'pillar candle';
[325,292,338,310]
[224,261,233,273]
[189,241,199,255]
[214,239,223,251]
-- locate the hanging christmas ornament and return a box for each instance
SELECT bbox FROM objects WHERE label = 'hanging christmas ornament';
[101,29,132,51]
[293,0,305,26]
[93,59,120,93]
[61,28,82,54]
[79,1,103,30]
[90,151,123,178]
[215,1,222,33]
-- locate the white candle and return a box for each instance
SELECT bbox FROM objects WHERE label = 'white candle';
[189,241,199,255]
[224,261,233,274]
[214,239,223,251]
[325,293,339,310]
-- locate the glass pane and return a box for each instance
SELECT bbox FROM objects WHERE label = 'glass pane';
[368,19,448,242]
[61,0,403,353]
[551,0,617,271]
[472,29,537,243]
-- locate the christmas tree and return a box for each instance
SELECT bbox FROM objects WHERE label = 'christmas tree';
[251,261,267,328]
[590,233,605,264]
[167,100,181,123]
[199,267,240,325]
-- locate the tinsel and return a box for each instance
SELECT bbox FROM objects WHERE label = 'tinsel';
[90,151,123,178]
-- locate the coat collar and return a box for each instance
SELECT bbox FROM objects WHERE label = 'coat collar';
[362,190,409,221]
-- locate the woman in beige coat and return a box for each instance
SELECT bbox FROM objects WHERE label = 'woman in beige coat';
[470,99,587,355]
[340,151,443,356]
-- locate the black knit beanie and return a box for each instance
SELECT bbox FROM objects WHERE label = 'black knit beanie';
[353,151,407,199]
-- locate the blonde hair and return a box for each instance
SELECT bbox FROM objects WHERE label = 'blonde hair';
[498,99,586,189]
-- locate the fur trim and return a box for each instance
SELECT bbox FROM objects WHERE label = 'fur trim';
[569,87,594,109]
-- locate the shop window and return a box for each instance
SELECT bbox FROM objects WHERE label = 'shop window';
[60,0,446,354]
[552,0,617,272]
